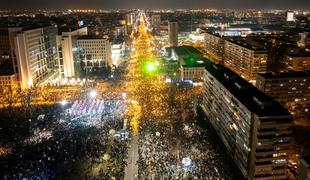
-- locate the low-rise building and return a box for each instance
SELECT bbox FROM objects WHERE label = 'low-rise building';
[180,63,205,82]
[77,35,112,69]
[166,46,205,82]
[203,60,292,180]
[0,73,18,88]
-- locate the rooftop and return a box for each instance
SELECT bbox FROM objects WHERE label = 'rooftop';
[77,35,106,40]
[21,24,52,31]
[204,60,292,118]
[225,37,268,51]
[205,31,222,38]
[58,26,85,35]
[182,57,210,68]
[166,45,203,56]
[258,71,310,79]
[286,50,310,57]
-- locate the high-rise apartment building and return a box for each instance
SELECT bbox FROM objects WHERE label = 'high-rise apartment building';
[256,71,310,120]
[204,32,225,64]
[168,20,178,47]
[77,36,112,69]
[224,38,268,83]
[203,60,292,180]
[284,51,310,72]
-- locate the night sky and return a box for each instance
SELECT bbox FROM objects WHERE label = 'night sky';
[0,0,310,10]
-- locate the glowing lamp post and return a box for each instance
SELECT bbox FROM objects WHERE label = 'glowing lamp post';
[89,90,97,98]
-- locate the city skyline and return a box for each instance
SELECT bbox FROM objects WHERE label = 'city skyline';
[1,0,310,10]
[0,4,309,180]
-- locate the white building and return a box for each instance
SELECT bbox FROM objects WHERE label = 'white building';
[77,36,112,69]
[287,11,295,22]
[14,26,58,89]
[112,43,125,67]
[57,27,88,78]
[180,65,205,82]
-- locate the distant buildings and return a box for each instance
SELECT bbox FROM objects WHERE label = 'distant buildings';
[224,38,268,83]
[125,13,136,26]
[298,156,310,180]
[77,35,112,69]
[202,60,292,180]
[286,11,295,22]
[151,15,161,29]
[114,25,127,37]
[168,20,178,47]
[256,71,310,120]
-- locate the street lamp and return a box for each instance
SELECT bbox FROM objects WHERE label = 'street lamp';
[89,90,97,98]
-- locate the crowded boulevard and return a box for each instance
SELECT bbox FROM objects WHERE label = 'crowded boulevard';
[123,11,243,179]
[0,10,243,180]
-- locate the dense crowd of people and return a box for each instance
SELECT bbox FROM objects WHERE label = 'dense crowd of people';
[137,114,242,179]
[0,97,129,180]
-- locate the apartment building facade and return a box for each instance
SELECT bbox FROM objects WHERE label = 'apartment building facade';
[203,60,292,180]
[224,38,268,83]
[256,71,310,120]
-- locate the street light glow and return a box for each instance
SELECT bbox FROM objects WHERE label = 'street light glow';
[146,63,156,72]
[89,90,97,98]
[61,100,68,106]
